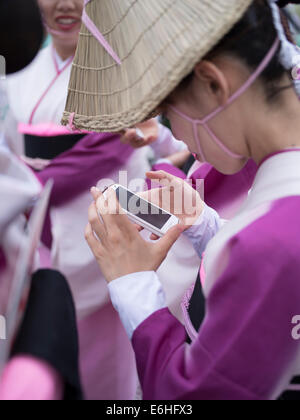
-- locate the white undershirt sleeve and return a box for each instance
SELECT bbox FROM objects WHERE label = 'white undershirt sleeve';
[108,271,166,339]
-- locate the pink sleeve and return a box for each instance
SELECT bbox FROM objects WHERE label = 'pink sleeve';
[0,356,63,400]
[36,133,133,207]
[132,228,300,400]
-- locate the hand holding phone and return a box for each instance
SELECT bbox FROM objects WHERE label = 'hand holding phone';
[120,119,159,149]
[86,171,203,282]
[101,170,203,241]
[86,185,185,283]
[138,170,204,238]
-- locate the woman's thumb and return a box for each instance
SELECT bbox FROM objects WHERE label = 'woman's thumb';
[155,224,185,256]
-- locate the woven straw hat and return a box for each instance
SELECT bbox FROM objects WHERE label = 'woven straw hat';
[62,0,253,133]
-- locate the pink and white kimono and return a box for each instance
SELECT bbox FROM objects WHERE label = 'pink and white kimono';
[0,148,41,316]
[3,43,201,399]
[0,148,63,400]
[107,150,300,400]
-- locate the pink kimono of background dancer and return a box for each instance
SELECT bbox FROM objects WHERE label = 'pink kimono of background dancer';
[0,147,61,401]
[0,1,71,398]
[3,0,201,399]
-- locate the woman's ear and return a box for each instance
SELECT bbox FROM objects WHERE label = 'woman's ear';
[193,60,230,106]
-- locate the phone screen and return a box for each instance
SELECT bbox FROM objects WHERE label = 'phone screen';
[116,187,172,230]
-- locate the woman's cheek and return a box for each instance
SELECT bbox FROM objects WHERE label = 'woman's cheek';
[38,2,52,23]
[168,117,196,153]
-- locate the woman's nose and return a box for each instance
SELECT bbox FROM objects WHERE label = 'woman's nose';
[56,0,77,12]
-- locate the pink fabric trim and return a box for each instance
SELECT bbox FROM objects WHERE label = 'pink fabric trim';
[286,384,300,391]
[67,112,76,133]
[82,0,121,65]
[18,122,87,137]
[181,284,198,343]
[259,148,300,168]
[38,244,52,269]
[28,76,60,125]
[28,51,73,125]
[0,356,63,400]
[200,256,206,288]
[21,156,51,171]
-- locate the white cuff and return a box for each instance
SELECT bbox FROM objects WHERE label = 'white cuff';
[184,204,224,258]
[153,158,172,166]
[108,271,166,339]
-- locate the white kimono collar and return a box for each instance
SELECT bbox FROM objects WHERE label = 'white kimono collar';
[242,150,300,213]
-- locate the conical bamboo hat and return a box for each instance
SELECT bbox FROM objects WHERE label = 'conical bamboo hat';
[62,0,253,133]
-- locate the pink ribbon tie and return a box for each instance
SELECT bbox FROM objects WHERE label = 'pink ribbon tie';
[82,0,122,66]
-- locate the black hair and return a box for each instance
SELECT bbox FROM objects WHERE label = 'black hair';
[0,0,44,74]
[178,0,294,103]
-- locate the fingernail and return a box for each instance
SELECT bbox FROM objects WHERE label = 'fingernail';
[91,186,100,194]
[136,128,145,139]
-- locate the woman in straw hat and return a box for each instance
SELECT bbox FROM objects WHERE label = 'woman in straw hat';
[83,0,300,399]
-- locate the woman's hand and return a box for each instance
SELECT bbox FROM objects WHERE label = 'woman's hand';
[138,170,204,240]
[120,119,159,149]
[166,150,191,168]
[85,188,185,283]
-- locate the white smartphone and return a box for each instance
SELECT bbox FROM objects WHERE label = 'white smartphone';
[103,184,180,237]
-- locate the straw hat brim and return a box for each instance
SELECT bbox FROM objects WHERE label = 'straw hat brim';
[62,0,253,133]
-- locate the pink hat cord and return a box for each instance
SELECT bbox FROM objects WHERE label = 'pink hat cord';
[82,0,122,66]
[170,38,280,161]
